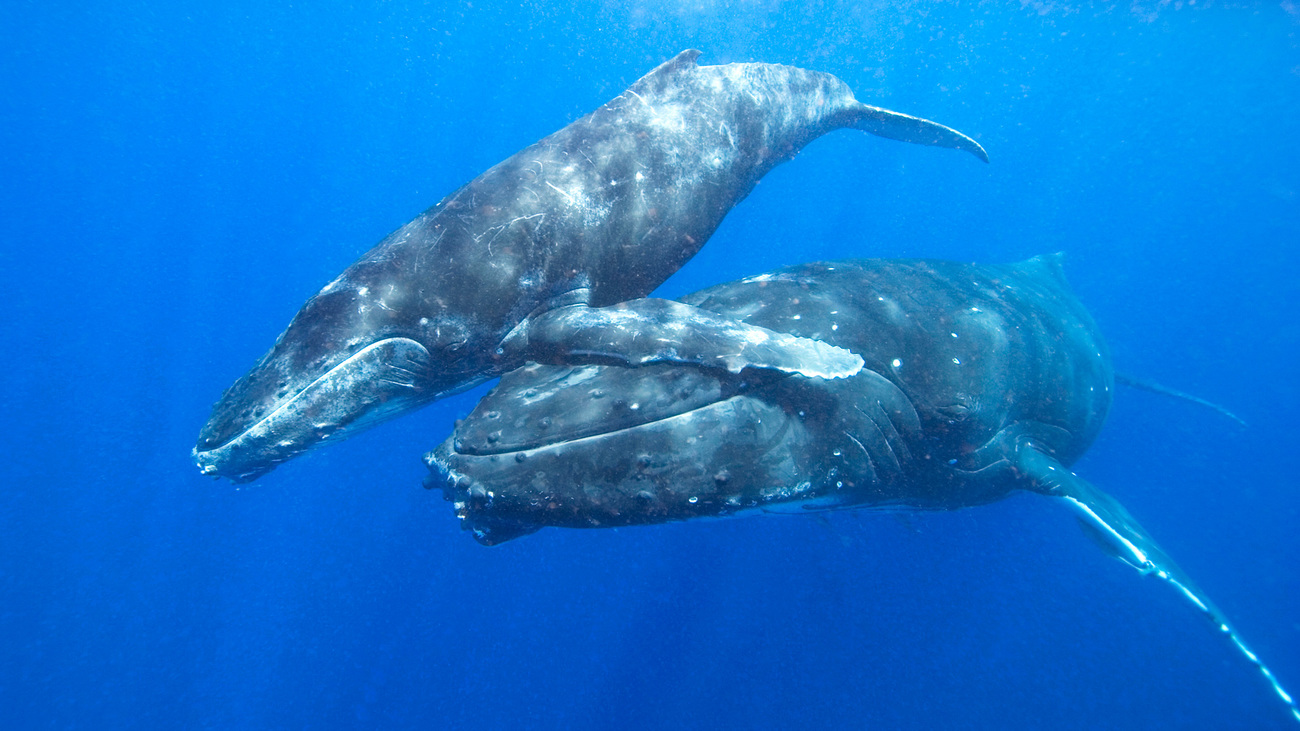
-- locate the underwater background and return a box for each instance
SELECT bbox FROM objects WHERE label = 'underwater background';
[3,1,1298,728]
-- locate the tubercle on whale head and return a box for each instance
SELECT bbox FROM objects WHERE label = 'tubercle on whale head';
[421,451,542,546]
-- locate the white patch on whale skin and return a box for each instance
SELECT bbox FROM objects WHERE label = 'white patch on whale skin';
[544,181,576,205]
[544,175,611,229]
[739,272,800,285]
[646,103,688,134]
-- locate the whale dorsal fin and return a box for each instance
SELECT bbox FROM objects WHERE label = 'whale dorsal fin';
[654,49,702,76]
[1014,444,1300,724]
[1013,252,1068,286]
[624,50,704,100]
[629,49,703,91]
[502,296,862,380]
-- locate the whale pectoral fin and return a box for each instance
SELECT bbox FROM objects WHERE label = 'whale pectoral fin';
[1015,445,1300,722]
[508,298,863,380]
[845,104,990,163]
[1115,372,1248,427]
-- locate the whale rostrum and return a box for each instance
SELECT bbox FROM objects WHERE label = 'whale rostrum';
[428,256,1298,724]
[194,50,987,482]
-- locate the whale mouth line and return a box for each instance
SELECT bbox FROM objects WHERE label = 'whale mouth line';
[199,337,431,457]
[462,394,741,458]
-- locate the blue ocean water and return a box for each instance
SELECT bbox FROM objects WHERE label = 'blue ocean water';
[2,1,1297,728]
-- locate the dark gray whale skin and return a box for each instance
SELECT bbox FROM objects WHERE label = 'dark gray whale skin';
[429,255,1111,539]
[194,49,987,483]
[427,256,1300,724]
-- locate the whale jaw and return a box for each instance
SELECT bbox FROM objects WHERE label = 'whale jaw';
[194,337,433,483]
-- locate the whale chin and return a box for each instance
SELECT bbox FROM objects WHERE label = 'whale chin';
[194,337,433,483]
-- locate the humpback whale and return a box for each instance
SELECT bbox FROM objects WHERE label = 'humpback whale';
[193,50,987,482]
[427,256,1299,724]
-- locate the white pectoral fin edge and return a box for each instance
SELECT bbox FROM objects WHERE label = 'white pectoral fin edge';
[1019,446,1299,723]
[522,299,862,380]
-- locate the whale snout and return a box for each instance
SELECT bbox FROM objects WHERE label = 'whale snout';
[195,337,434,482]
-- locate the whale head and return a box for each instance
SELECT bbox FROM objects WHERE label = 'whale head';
[194,277,470,483]
[423,361,766,544]
[423,359,919,545]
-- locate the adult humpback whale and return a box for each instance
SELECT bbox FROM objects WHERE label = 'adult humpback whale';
[427,256,1299,724]
[193,50,986,483]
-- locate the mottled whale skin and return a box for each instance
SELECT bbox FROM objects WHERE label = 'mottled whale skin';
[431,255,1109,536]
[428,256,1298,724]
[194,49,987,482]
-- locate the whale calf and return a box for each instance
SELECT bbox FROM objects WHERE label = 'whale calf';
[193,50,986,482]
[427,256,1298,724]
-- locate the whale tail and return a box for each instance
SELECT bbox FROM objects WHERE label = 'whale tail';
[1014,444,1300,724]
[841,104,990,163]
